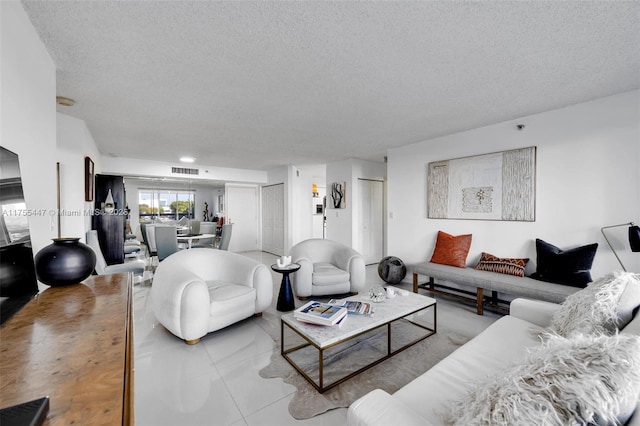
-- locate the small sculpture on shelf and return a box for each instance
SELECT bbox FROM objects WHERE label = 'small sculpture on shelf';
[104,189,115,213]
[203,202,210,222]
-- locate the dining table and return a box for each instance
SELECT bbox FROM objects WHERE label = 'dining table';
[176,233,216,249]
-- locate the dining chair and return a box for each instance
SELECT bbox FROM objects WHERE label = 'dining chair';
[140,222,149,250]
[124,224,142,256]
[217,224,233,250]
[144,224,158,257]
[86,230,146,276]
[189,220,201,235]
[155,225,179,261]
[192,222,216,248]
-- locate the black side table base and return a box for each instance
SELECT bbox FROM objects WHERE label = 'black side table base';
[272,263,300,312]
[277,275,295,312]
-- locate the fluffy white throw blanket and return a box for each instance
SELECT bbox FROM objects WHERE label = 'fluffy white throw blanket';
[549,271,636,337]
[446,333,640,426]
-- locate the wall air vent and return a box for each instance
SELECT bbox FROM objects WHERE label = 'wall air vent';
[171,167,199,175]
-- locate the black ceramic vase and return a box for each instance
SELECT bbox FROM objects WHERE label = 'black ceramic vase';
[35,238,96,287]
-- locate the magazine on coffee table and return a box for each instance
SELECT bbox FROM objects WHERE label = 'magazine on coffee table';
[328,299,374,315]
[294,301,348,326]
[296,313,348,328]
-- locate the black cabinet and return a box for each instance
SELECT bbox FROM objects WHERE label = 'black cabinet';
[92,174,126,265]
[94,174,125,211]
[92,214,125,265]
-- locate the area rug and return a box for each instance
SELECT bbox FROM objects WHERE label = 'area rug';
[259,320,469,419]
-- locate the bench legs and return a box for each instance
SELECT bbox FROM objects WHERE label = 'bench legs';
[476,288,484,315]
[413,272,485,315]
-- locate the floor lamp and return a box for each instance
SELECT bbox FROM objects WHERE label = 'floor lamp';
[600,222,640,272]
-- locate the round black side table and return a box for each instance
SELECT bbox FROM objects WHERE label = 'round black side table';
[271,263,300,312]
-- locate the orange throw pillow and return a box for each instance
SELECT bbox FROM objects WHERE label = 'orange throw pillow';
[430,231,472,268]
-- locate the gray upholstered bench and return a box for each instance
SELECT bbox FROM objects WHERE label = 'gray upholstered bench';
[413,262,579,315]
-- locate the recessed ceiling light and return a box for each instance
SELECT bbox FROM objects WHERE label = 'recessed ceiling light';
[180,156,195,163]
[56,96,75,106]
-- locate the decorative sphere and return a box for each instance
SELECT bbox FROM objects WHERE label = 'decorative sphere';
[35,238,96,286]
[378,256,406,284]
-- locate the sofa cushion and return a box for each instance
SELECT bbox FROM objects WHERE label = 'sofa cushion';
[429,231,472,268]
[622,306,640,336]
[206,281,256,316]
[530,238,597,287]
[474,252,528,277]
[549,272,640,337]
[446,333,640,426]
[393,315,543,423]
[617,272,640,330]
[312,262,350,286]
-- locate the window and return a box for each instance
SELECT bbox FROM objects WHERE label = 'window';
[138,188,195,222]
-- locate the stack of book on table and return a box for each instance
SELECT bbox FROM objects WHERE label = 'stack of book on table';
[294,301,348,327]
[328,299,374,315]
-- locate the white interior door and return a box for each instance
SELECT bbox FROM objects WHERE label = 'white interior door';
[358,179,384,265]
[262,183,284,256]
[225,184,259,252]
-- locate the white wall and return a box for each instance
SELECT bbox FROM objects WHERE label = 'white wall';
[387,91,640,279]
[56,113,101,241]
[296,164,326,242]
[326,158,386,248]
[326,159,355,246]
[1,0,57,254]
[267,166,294,253]
[211,188,224,218]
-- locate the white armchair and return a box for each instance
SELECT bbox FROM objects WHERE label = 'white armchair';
[289,239,366,300]
[150,248,273,344]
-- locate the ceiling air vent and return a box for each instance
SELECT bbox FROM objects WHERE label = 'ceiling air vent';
[171,167,199,176]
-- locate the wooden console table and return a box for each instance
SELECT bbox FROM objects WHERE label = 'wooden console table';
[0,273,134,425]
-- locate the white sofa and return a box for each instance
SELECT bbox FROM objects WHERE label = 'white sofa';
[151,248,273,344]
[348,272,640,426]
[289,238,366,299]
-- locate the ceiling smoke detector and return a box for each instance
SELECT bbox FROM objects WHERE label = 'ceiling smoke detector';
[56,96,76,107]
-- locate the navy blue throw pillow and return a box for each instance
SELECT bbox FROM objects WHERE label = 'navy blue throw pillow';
[530,239,598,288]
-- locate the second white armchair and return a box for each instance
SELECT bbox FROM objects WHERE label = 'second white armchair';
[289,238,366,300]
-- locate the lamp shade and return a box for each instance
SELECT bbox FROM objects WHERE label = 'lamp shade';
[630,225,640,252]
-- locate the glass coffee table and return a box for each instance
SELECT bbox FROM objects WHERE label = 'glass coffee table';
[280,291,436,393]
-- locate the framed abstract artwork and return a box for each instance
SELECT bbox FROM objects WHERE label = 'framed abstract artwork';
[330,182,346,209]
[427,146,536,221]
[84,156,94,202]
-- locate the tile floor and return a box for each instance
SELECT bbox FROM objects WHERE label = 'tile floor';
[133,251,500,425]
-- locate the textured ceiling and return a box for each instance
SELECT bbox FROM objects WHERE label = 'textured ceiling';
[21,1,640,171]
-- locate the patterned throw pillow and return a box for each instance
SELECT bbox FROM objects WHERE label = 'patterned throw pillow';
[474,252,529,277]
[429,231,472,268]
